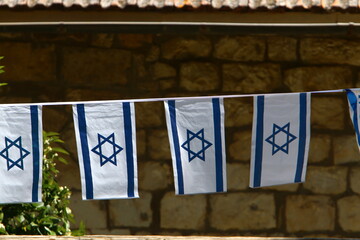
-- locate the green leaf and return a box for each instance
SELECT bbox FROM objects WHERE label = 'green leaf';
[51,147,69,155]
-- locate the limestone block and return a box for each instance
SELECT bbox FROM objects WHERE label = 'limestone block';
[222,63,281,93]
[286,195,335,232]
[180,62,219,92]
[151,63,177,80]
[65,89,122,101]
[300,38,360,66]
[350,167,360,194]
[267,37,297,62]
[227,163,249,191]
[91,228,131,235]
[146,46,160,62]
[333,134,360,165]
[148,129,171,160]
[136,102,164,128]
[159,79,177,91]
[308,134,331,163]
[138,161,172,191]
[42,106,69,132]
[225,98,252,127]
[264,183,299,192]
[214,36,265,61]
[70,191,108,229]
[117,34,153,49]
[56,157,81,191]
[62,47,131,85]
[228,130,251,162]
[311,97,345,130]
[109,192,152,227]
[284,67,352,92]
[0,42,56,82]
[91,33,114,48]
[160,192,206,230]
[338,195,360,232]
[303,166,347,194]
[210,193,276,230]
[137,129,146,156]
[161,37,212,60]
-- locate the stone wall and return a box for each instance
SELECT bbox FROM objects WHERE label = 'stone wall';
[0,31,359,237]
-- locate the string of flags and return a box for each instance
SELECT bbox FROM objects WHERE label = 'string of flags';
[0,88,357,203]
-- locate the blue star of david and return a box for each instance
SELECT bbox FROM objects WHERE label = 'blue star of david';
[91,133,123,167]
[0,137,30,171]
[265,122,297,155]
[181,129,212,162]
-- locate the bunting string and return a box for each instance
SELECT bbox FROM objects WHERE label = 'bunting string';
[0,89,346,107]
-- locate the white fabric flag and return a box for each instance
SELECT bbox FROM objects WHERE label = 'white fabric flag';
[250,93,311,188]
[0,105,42,203]
[164,98,226,195]
[73,102,138,200]
[346,89,360,151]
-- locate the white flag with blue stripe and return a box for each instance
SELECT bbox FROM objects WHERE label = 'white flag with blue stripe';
[0,105,42,203]
[346,89,360,150]
[164,98,226,195]
[250,93,311,188]
[73,102,138,200]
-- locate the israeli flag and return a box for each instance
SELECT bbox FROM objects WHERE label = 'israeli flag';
[73,102,138,200]
[346,89,360,150]
[164,98,226,195]
[0,105,42,204]
[250,93,311,188]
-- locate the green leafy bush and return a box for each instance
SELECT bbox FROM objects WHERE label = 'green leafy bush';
[0,132,79,235]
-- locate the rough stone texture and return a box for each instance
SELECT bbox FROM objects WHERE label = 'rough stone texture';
[180,62,219,92]
[161,192,206,230]
[152,63,177,80]
[308,134,331,163]
[70,191,108,229]
[161,37,212,60]
[265,183,299,192]
[210,193,276,230]
[227,163,250,191]
[222,63,281,93]
[136,102,164,128]
[284,67,352,92]
[42,106,69,132]
[138,161,172,190]
[350,167,360,194]
[137,129,146,156]
[225,98,253,127]
[303,166,347,195]
[311,97,345,130]
[148,129,171,160]
[0,42,56,82]
[337,195,360,232]
[90,229,131,235]
[228,130,252,162]
[286,195,335,232]
[109,192,152,227]
[91,33,114,48]
[301,38,360,66]
[267,37,297,62]
[62,47,131,85]
[65,89,123,101]
[214,37,266,62]
[333,134,360,165]
[118,34,153,49]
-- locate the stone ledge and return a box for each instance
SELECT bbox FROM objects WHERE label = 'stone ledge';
[0,237,353,240]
